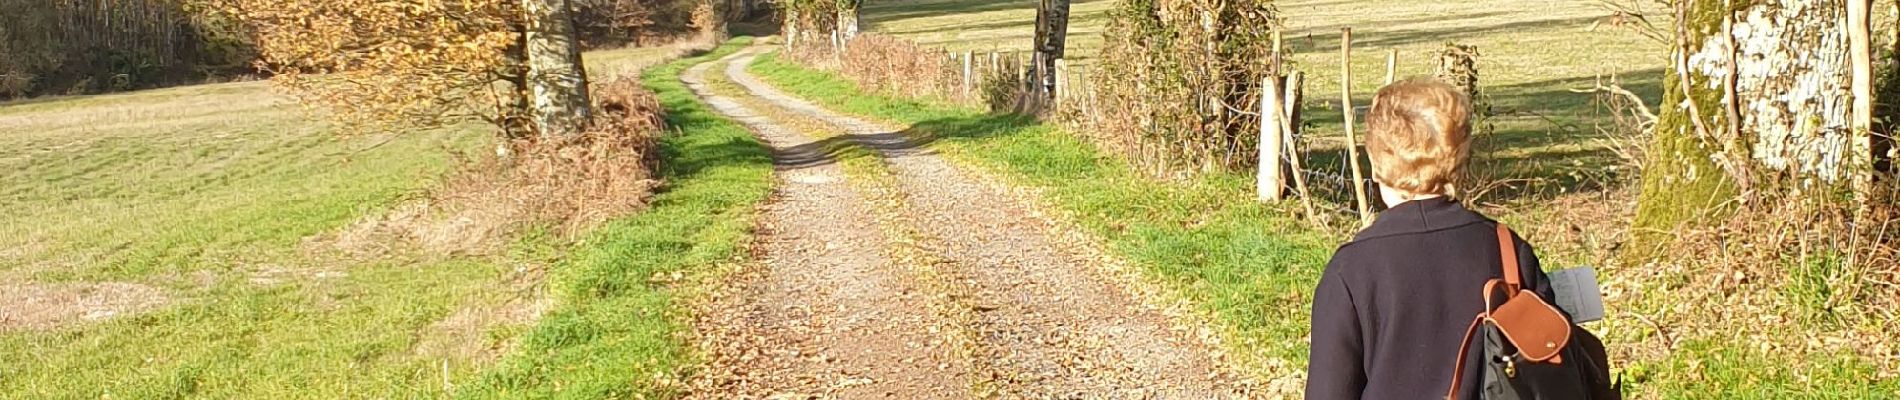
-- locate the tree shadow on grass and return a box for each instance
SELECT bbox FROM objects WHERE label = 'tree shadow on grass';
[766,129,948,169]
[880,111,1118,179]
[895,112,1038,141]
[1287,10,1518,37]
[1290,16,1603,53]
[1290,67,1665,206]
[877,18,1036,38]
[863,0,1063,25]
[654,109,775,183]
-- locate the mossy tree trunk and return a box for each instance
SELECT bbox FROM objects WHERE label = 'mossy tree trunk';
[523,0,593,138]
[1635,0,1862,242]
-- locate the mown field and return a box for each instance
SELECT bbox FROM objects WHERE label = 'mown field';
[0,42,771,398]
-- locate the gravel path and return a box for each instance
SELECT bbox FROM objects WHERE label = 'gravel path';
[714,49,1256,399]
[681,52,970,399]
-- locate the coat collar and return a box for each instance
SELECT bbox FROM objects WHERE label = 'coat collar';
[1348,197,1491,244]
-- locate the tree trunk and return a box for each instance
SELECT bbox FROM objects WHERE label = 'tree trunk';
[1635,0,1859,238]
[836,0,860,41]
[783,5,800,51]
[1031,0,1070,97]
[523,0,593,138]
[1872,0,1899,181]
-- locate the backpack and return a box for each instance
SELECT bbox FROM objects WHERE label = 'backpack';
[1443,224,1622,400]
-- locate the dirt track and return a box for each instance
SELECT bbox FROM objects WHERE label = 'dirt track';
[682,55,969,399]
[684,48,1255,399]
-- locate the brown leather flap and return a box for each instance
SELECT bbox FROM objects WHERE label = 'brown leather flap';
[1490,290,1571,362]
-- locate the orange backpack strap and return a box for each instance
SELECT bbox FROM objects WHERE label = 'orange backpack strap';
[1447,224,1525,399]
[1496,223,1520,293]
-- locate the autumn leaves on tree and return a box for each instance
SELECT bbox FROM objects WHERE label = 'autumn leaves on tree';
[222,0,595,139]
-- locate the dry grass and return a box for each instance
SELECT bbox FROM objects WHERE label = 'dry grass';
[415,268,553,365]
[0,281,168,331]
[787,33,977,105]
[323,75,667,257]
[511,75,668,231]
[1586,197,1900,394]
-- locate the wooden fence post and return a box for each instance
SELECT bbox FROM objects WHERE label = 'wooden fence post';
[1018,53,1031,92]
[1260,75,1286,201]
[831,30,843,64]
[1272,31,1284,72]
[962,50,974,99]
[1078,66,1094,123]
[1034,53,1047,96]
[1282,71,1319,220]
[1385,49,1398,85]
[995,50,1010,77]
[1054,58,1068,109]
[1341,28,1372,227]
[1850,0,1876,205]
[1089,70,1103,124]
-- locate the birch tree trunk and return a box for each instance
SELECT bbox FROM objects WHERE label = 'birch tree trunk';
[523,0,593,138]
[1636,0,1861,234]
[1031,0,1071,97]
[782,4,800,51]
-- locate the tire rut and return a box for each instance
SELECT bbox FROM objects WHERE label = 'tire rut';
[720,49,1259,399]
[681,51,970,400]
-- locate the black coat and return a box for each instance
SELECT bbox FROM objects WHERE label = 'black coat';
[1304,197,1556,400]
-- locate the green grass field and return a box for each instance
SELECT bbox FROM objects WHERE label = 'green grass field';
[0,41,769,398]
[5,1,1893,396]
[0,71,500,397]
[870,0,1666,199]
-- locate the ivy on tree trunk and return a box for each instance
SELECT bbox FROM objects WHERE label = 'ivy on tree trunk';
[1635,0,1864,243]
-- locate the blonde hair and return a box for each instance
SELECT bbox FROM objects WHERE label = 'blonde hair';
[1364,77,1472,196]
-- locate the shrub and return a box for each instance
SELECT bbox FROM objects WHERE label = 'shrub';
[511,75,667,230]
[790,33,970,104]
[0,71,33,98]
[331,76,666,256]
[981,57,1034,113]
[1091,0,1280,176]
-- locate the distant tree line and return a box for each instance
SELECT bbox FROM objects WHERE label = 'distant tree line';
[0,0,716,100]
[0,0,252,98]
[571,0,721,48]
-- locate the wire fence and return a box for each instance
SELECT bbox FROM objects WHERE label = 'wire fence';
[792,32,1388,226]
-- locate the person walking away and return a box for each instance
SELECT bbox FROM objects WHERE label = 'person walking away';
[1303,77,1560,399]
